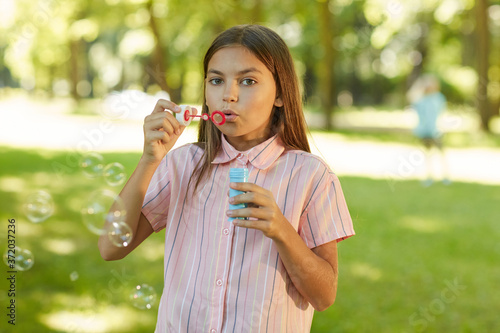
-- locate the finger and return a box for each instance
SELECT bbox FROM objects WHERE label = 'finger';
[161,117,176,134]
[144,118,172,136]
[152,99,182,114]
[231,218,269,231]
[227,207,273,221]
[145,129,171,144]
[229,191,271,208]
[145,112,182,135]
[228,183,261,200]
[229,182,266,194]
[144,111,174,127]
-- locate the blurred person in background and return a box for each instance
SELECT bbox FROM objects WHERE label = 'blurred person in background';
[407,74,451,186]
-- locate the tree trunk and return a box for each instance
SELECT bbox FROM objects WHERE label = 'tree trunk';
[318,0,335,130]
[493,98,500,117]
[407,22,428,90]
[146,0,171,97]
[69,39,81,101]
[303,50,316,103]
[475,0,491,132]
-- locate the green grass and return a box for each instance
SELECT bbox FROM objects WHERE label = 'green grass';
[1,146,499,332]
[313,177,500,333]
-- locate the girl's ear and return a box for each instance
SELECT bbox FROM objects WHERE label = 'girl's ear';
[274,96,284,107]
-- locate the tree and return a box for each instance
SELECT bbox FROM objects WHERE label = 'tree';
[146,0,170,96]
[317,0,335,130]
[475,0,492,131]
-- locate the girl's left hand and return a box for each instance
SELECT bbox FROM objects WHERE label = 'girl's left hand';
[227,182,287,240]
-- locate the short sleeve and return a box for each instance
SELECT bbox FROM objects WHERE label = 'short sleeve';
[141,155,172,232]
[298,170,354,248]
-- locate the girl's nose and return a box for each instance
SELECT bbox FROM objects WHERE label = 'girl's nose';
[223,82,238,103]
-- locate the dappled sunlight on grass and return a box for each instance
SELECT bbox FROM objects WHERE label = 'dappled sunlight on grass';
[41,238,79,255]
[348,262,383,281]
[39,306,155,333]
[399,216,449,234]
[136,241,166,262]
[0,176,28,193]
[15,220,43,238]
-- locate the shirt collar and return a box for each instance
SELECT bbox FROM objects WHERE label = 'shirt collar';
[212,134,285,170]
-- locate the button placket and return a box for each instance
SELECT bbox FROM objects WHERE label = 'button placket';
[235,153,249,168]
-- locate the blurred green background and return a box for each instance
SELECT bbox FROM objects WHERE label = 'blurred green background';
[1,0,499,332]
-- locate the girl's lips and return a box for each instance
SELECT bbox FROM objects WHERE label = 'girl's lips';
[221,109,238,122]
[224,114,238,122]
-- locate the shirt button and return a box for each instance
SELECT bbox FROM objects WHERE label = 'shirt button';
[223,228,230,235]
[216,279,223,286]
[210,329,217,333]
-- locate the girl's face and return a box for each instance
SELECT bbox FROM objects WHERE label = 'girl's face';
[205,46,283,151]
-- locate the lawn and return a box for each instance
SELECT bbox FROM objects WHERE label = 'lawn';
[0,145,499,332]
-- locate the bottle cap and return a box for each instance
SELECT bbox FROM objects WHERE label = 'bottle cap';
[229,168,248,180]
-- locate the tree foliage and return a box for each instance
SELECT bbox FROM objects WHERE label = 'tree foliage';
[0,0,499,130]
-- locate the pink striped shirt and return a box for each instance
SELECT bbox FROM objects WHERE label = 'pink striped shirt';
[142,134,354,333]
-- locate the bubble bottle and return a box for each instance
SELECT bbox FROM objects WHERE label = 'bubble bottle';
[229,168,248,222]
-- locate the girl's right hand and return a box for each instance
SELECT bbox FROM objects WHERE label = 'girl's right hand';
[142,99,184,164]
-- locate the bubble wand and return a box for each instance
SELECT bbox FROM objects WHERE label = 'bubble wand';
[178,105,226,126]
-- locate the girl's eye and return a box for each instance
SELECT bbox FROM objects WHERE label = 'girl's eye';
[209,78,223,85]
[242,79,256,86]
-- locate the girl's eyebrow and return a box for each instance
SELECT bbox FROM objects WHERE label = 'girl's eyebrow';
[207,67,262,76]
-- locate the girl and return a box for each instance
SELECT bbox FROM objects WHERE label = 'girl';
[99,24,354,332]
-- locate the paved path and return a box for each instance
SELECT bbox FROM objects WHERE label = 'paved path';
[1,97,499,185]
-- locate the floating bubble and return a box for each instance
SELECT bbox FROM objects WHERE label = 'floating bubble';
[23,190,54,223]
[103,162,126,187]
[3,246,35,271]
[80,152,104,178]
[81,189,126,235]
[70,271,79,281]
[108,222,133,247]
[129,284,157,310]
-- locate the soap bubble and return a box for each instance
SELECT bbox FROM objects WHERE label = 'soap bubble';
[129,284,157,310]
[81,189,126,235]
[70,271,79,281]
[23,190,54,223]
[3,246,34,271]
[103,162,126,187]
[80,152,104,178]
[108,222,133,247]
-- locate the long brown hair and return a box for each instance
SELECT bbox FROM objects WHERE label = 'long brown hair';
[191,24,310,193]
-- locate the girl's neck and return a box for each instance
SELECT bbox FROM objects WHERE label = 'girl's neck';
[225,132,273,151]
